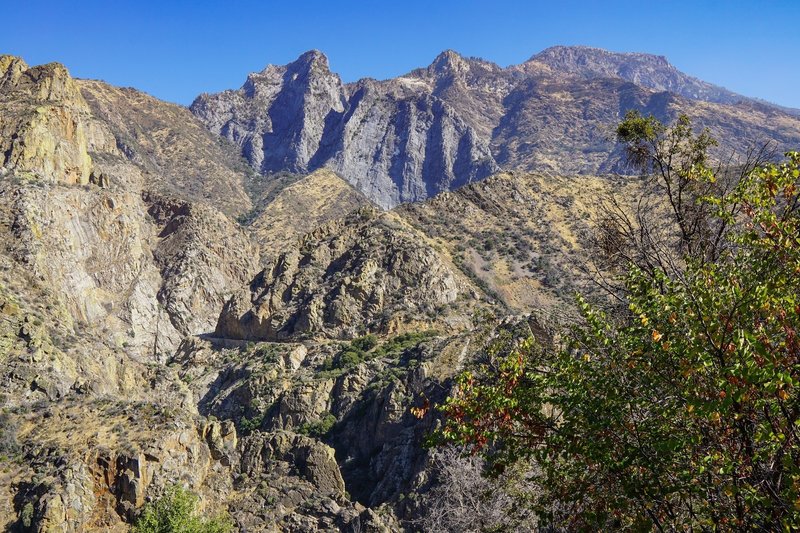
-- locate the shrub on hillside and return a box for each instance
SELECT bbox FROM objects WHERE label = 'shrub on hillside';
[133,485,233,533]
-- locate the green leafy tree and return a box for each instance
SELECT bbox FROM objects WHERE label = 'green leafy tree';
[599,112,772,283]
[133,485,233,533]
[437,116,800,529]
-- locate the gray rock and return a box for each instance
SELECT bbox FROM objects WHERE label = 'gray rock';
[191,51,498,208]
[241,430,345,497]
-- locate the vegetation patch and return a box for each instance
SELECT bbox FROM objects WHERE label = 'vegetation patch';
[297,411,337,438]
[133,484,233,533]
[319,331,438,373]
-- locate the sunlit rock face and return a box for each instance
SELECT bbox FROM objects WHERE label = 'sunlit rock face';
[0,55,94,184]
[191,50,499,208]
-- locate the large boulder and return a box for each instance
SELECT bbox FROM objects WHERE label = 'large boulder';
[241,430,345,497]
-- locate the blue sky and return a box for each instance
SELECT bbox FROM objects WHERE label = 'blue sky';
[3,1,798,108]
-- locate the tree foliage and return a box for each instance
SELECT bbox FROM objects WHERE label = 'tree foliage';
[595,112,772,287]
[437,114,800,530]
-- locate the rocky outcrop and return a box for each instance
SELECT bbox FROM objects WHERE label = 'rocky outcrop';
[174,319,490,526]
[202,419,238,464]
[241,431,345,497]
[233,428,398,531]
[215,207,474,341]
[1,182,183,358]
[326,357,448,507]
[147,193,261,338]
[7,400,234,532]
[0,56,94,184]
[0,56,265,361]
[0,55,263,360]
[34,461,97,533]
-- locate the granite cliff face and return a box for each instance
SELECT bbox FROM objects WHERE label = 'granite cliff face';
[191,51,347,175]
[192,51,499,208]
[193,47,800,204]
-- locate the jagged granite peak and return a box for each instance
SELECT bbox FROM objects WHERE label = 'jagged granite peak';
[191,50,499,208]
[405,50,516,141]
[429,49,472,75]
[421,49,506,80]
[191,49,347,175]
[241,49,335,97]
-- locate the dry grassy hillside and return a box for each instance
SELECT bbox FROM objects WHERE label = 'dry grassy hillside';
[399,172,645,319]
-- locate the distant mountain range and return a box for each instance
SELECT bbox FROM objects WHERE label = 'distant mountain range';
[191,46,800,207]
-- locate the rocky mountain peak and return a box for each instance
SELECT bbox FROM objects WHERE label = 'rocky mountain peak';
[191,50,497,207]
[241,49,338,98]
[0,55,29,88]
[292,48,330,70]
[525,45,744,105]
[0,56,85,105]
[420,50,505,82]
[0,54,27,69]
[429,49,469,75]
[192,50,347,175]
[191,46,800,208]
[0,55,95,184]
[530,45,671,70]
[281,49,340,91]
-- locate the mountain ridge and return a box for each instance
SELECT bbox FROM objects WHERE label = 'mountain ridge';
[524,45,773,109]
[191,46,800,207]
